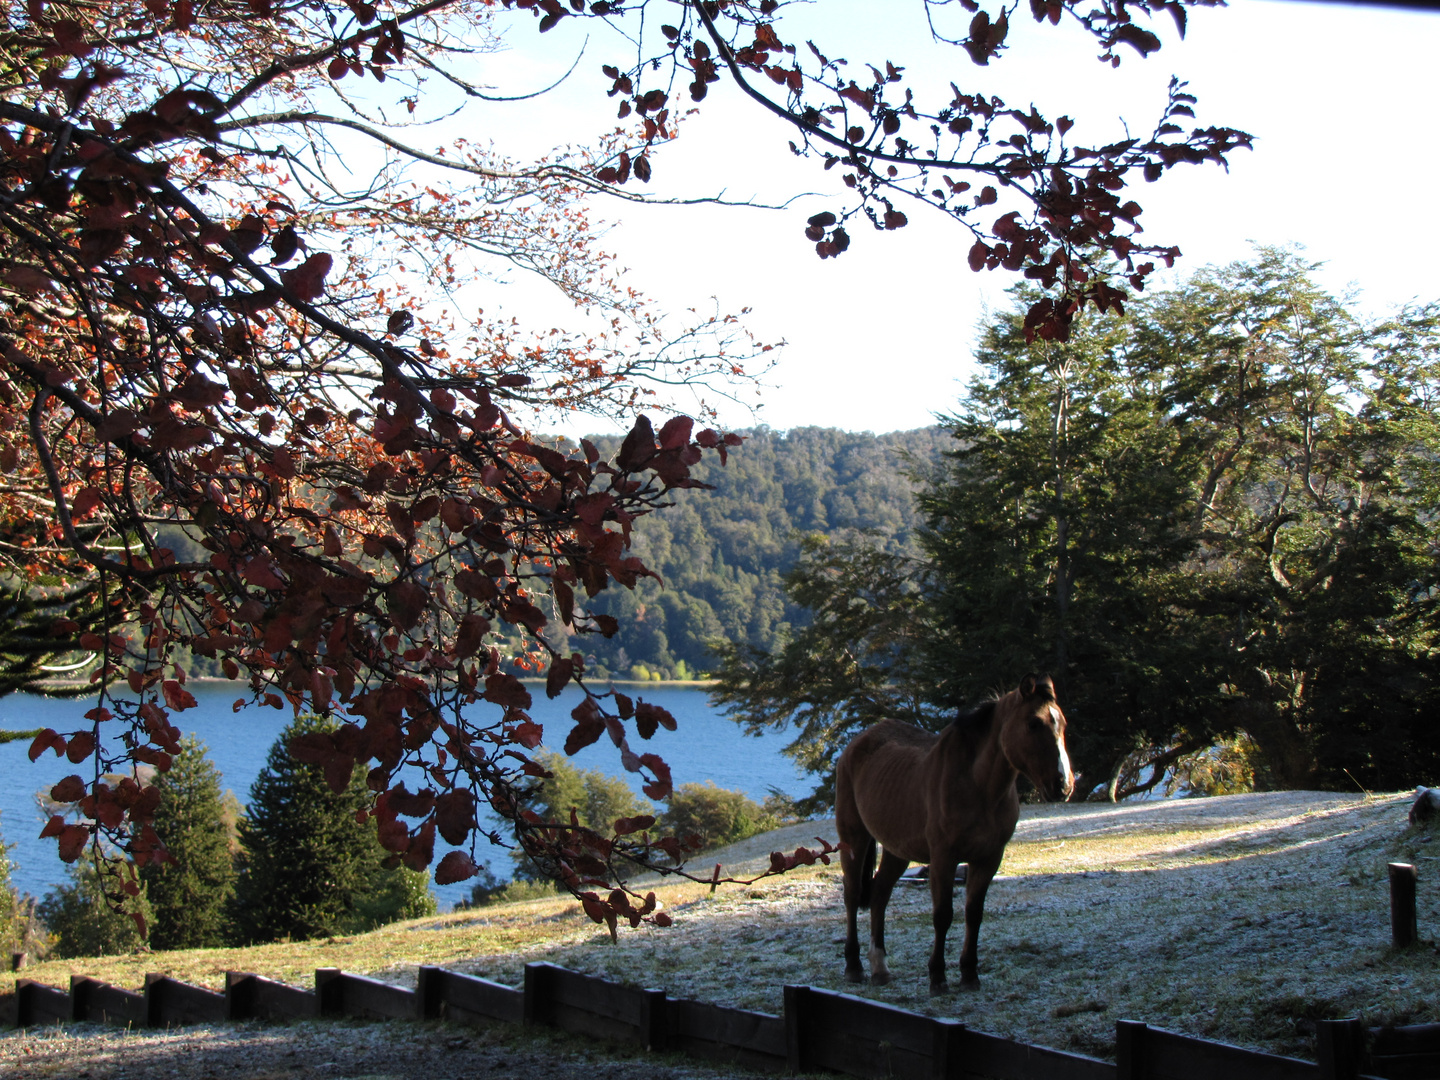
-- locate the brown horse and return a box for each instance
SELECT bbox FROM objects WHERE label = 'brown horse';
[835,674,1074,994]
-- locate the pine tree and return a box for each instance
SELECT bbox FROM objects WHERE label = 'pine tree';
[233,714,434,942]
[140,736,237,950]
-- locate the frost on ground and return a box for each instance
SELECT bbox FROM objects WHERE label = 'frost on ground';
[409,791,1440,1063]
[1,1018,740,1079]
[4,791,1436,1076]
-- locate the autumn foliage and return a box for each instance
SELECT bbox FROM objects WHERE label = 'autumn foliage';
[3,0,1240,934]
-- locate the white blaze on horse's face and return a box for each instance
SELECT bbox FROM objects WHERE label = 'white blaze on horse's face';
[1004,681,1075,802]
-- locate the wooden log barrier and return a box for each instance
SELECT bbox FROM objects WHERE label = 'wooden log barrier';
[69,975,145,1027]
[665,997,787,1074]
[1369,1021,1440,1080]
[523,961,667,1049]
[1389,862,1418,948]
[143,974,226,1026]
[1117,1019,1322,1080]
[417,965,524,1026]
[224,971,318,1021]
[315,967,418,1021]
[14,979,70,1027]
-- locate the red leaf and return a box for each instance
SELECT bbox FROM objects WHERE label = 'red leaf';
[435,790,477,844]
[484,671,532,710]
[634,702,676,739]
[512,721,543,749]
[29,729,65,761]
[65,730,96,763]
[546,656,574,699]
[280,252,333,302]
[51,775,87,802]
[565,697,606,754]
[434,850,479,885]
[57,824,89,862]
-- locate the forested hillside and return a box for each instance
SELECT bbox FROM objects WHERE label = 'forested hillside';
[565,426,949,680]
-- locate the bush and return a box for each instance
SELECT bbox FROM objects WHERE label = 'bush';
[232,714,435,942]
[659,782,778,853]
[38,858,153,959]
[511,751,653,883]
[0,817,46,961]
[140,735,238,949]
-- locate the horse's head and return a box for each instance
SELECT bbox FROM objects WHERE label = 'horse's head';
[998,673,1075,802]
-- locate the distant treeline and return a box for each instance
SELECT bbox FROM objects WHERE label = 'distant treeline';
[566,426,950,680]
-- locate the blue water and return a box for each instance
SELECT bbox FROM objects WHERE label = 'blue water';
[0,684,810,911]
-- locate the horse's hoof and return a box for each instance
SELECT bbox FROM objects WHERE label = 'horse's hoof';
[870,971,892,987]
[845,968,865,984]
[960,971,980,990]
[929,981,952,997]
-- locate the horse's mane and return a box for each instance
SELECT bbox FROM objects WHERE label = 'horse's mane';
[948,699,997,746]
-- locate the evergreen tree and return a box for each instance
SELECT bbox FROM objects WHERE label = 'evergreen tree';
[233,714,434,942]
[140,736,237,950]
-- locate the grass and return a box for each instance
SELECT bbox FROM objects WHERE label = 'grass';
[6,790,1439,1064]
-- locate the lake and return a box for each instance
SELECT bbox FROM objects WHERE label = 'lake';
[0,684,812,910]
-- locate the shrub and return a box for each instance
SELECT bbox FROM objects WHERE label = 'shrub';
[659,782,778,852]
[140,735,238,949]
[0,817,46,961]
[232,713,434,942]
[38,858,152,959]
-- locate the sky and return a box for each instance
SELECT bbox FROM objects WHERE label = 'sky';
[426,0,1440,435]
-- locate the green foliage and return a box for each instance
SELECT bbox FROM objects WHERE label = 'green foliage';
[232,714,434,942]
[37,857,152,959]
[0,577,111,697]
[140,736,238,950]
[512,751,653,882]
[714,250,1440,799]
[0,816,43,960]
[712,533,937,814]
[658,781,778,852]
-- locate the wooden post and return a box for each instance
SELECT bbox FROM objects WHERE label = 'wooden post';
[522,963,549,1027]
[143,973,164,1028]
[69,975,93,1023]
[224,972,253,1020]
[417,966,443,1020]
[931,1018,966,1080]
[638,987,667,1051]
[783,985,813,1075]
[1316,1017,1363,1080]
[315,968,343,1018]
[1390,863,1418,948]
[1116,1020,1148,1080]
[10,952,25,972]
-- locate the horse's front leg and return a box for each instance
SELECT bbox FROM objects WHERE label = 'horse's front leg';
[958,856,1000,989]
[840,838,868,983]
[926,857,960,995]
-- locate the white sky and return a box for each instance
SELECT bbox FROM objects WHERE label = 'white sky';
[429,0,1440,434]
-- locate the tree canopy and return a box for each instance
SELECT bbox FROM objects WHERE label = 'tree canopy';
[717,250,1440,801]
[6,0,1248,931]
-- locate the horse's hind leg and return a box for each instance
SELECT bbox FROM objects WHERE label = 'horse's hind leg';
[867,849,908,986]
[838,828,874,983]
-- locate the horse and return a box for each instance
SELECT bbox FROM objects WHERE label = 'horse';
[834,673,1074,994]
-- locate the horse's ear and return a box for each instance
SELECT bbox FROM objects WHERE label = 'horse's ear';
[1020,673,1055,700]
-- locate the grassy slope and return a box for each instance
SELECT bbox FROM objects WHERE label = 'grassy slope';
[6,791,1437,1062]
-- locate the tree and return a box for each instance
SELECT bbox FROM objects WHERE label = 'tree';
[717,251,1440,798]
[8,0,1246,929]
[510,749,653,881]
[233,713,434,943]
[139,735,238,950]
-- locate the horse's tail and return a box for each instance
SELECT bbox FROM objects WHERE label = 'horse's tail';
[856,833,877,910]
